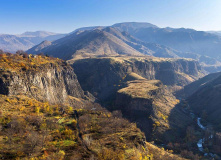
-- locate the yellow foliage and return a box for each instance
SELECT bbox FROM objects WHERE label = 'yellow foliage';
[57,150,65,160]
[153,121,161,130]
[66,106,73,114]
[0,53,63,73]
[62,128,75,140]
[35,106,40,114]
[6,98,12,103]
[19,106,25,111]
[20,62,26,67]
[28,100,33,106]
[158,111,168,122]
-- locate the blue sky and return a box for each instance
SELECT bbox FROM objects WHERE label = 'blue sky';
[0,0,221,34]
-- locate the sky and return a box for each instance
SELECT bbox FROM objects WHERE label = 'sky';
[0,0,221,34]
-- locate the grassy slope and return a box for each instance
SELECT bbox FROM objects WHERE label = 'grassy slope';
[0,53,64,72]
[0,94,188,160]
[0,53,188,160]
[0,94,150,159]
[116,79,186,142]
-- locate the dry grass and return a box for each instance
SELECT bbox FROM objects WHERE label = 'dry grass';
[0,94,151,159]
[68,55,194,65]
[146,142,188,160]
[0,53,64,72]
[118,79,161,99]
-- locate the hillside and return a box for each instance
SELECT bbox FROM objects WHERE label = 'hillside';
[187,74,221,128]
[184,72,221,156]
[27,26,196,61]
[177,71,221,98]
[111,22,221,62]
[122,27,221,59]
[115,25,221,72]
[72,56,203,102]
[0,53,84,104]
[27,28,143,60]
[0,94,151,159]
[0,31,65,53]
[115,79,192,143]
[0,35,34,52]
[0,93,188,160]
[24,22,221,73]
[104,27,184,58]
[2,22,221,72]
[72,56,202,149]
[0,52,189,159]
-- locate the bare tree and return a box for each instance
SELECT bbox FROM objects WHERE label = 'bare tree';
[23,131,41,155]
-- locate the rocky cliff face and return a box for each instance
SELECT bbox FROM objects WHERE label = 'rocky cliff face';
[130,58,202,86]
[0,55,84,104]
[114,79,192,143]
[72,56,203,102]
[0,54,188,160]
[72,57,195,142]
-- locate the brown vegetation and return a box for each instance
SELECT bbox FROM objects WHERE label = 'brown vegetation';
[0,52,64,73]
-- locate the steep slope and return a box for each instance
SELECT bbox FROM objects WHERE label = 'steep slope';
[0,53,84,104]
[28,27,192,61]
[72,56,199,144]
[187,74,221,128]
[2,22,221,72]
[0,31,65,52]
[115,79,192,143]
[0,94,188,160]
[124,27,221,59]
[178,71,221,98]
[27,28,142,60]
[110,22,221,72]
[117,25,221,70]
[0,52,188,160]
[0,94,149,159]
[104,27,186,58]
[72,56,203,102]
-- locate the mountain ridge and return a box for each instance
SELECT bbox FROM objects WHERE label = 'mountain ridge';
[0,31,66,52]
[27,26,197,62]
[2,22,221,72]
[25,22,221,72]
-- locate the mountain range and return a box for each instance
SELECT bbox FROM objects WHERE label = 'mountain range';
[2,23,221,158]
[0,53,195,159]
[1,22,221,73]
[0,31,66,53]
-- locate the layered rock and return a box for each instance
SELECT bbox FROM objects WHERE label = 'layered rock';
[0,55,84,104]
[72,56,203,102]
[115,79,192,142]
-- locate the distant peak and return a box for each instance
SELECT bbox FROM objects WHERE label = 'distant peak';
[20,31,59,37]
[112,22,158,28]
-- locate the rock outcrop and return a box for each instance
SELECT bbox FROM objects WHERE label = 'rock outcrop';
[0,54,84,104]
[115,79,192,142]
[72,56,203,102]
